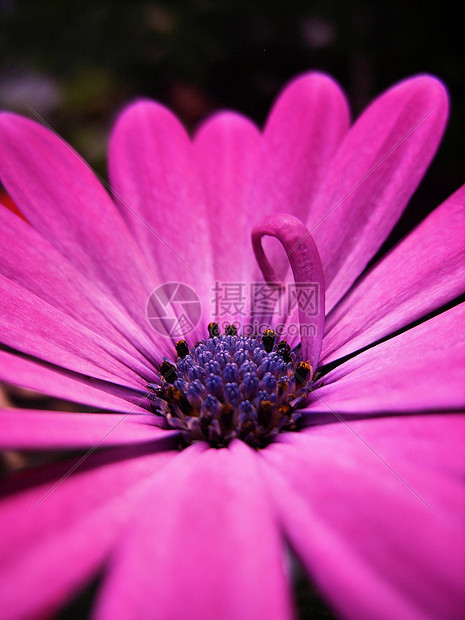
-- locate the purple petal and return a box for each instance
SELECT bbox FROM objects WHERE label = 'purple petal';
[0,205,173,364]
[309,75,448,311]
[0,409,173,449]
[109,100,214,340]
[313,303,465,413]
[96,441,293,620]
[0,446,176,619]
[246,72,350,285]
[249,72,350,224]
[0,274,150,387]
[194,112,261,284]
[0,350,147,412]
[260,415,465,619]
[0,113,155,331]
[322,185,465,363]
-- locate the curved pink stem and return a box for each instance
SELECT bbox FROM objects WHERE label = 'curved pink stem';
[251,213,325,371]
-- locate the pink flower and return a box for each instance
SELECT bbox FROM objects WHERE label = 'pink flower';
[0,72,464,619]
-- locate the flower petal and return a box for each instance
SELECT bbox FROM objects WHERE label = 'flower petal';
[313,303,465,413]
[246,72,350,284]
[249,72,350,224]
[0,445,177,620]
[96,441,293,620]
[322,185,465,363]
[0,205,173,364]
[0,274,150,387]
[309,75,448,311]
[109,100,213,340]
[0,409,173,449]
[260,414,465,619]
[0,350,147,412]
[0,113,154,329]
[194,112,261,284]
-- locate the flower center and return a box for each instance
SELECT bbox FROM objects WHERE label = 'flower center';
[148,213,326,449]
[147,326,313,448]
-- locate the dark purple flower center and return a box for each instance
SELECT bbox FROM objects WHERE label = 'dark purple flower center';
[147,326,313,448]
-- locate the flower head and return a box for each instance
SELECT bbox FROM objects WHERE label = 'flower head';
[0,72,464,619]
